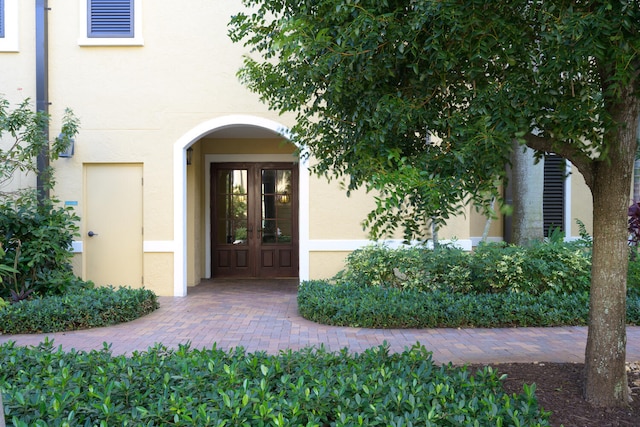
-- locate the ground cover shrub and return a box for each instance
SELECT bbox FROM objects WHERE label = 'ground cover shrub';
[297,280,628,328]
[0,340,551,426]
[0,286,159,334]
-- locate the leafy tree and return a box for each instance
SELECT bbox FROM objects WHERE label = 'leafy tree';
[0,98,78,199]
[229,0,640,406]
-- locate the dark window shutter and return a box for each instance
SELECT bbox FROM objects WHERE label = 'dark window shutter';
[88,0,133,38]
[0,0,5,38]
[543,154,566,236]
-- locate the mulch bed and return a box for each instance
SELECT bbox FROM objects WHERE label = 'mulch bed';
[484,362,640,426]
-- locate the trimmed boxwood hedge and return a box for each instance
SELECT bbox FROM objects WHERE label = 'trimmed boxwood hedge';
[0,340,551,426]
[0,286,159,334]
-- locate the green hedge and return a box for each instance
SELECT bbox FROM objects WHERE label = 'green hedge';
[298,280,640,329]
[0,286,159,334]
[0,341,551,426]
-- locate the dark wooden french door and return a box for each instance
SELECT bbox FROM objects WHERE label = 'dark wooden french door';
[211,162,298,278]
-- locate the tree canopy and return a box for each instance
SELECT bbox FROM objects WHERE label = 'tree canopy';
[230,0,639,239]
[229,0,640,406]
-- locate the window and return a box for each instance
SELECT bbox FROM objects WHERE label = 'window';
[0,0,18,52]
[79,0,143,46]
[88,0,133,38]
[0,0,5,39]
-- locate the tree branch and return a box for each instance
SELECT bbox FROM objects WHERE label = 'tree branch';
[524,132,595,191]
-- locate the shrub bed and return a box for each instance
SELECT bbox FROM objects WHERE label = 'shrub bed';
[299,280,640,328]
[0,286,159,334]
[0,341,551,426]
[299,242,640,329]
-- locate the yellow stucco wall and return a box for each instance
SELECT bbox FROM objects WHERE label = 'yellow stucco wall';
[309,252,352,280]
[570,168,594,237]
[143,253,174,296]
[309,179,375,241]
[0,1,596,295]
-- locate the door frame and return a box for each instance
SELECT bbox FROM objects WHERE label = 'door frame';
[210,161,299,278]
[204,154,300,279]
[173,115,310,297]
[83,163,144,287]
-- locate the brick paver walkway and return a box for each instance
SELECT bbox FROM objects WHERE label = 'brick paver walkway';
[1,279,639,364]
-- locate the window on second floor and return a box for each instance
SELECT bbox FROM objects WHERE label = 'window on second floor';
[0,0,18,52]
[88,0,133,38]
[79,0,143,46]
[1,0,6,39]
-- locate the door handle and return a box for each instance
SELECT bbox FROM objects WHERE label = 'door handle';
[88,231,98,237]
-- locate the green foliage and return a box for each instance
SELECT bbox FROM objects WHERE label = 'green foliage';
[297,241,640,328]
[0,98,79,198]
[229,1,640,240]
[298,280,600,328]
[0,286,158,334]
[336,242,591,296]
[0,243,17,285]
[0,193,88,301]
[627,256,640,294]
[0,341,551,426]
[470,242,591,295]
[230,3,638,404]
[298,280,640,329]
[1,96,84,302]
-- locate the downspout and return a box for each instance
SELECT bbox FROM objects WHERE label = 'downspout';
[35,0,49,202]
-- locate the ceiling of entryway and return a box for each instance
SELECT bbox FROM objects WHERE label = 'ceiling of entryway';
[207,125,282,139]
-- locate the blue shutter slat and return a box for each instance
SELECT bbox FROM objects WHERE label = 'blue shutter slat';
[88,0,134,38]
[0,0,5,39]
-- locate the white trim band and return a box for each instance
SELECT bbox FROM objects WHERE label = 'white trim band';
[308,239,473,252]
[71,240,175,253]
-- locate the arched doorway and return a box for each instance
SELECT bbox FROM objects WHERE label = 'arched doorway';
[173,116,310,296]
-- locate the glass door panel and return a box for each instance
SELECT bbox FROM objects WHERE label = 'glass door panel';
[214,169,248,245]
[261,169,293,244]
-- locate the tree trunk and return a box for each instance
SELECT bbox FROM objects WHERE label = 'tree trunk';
[511,142,545,246]
[584,95,639,406]
[481,196,496,244]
